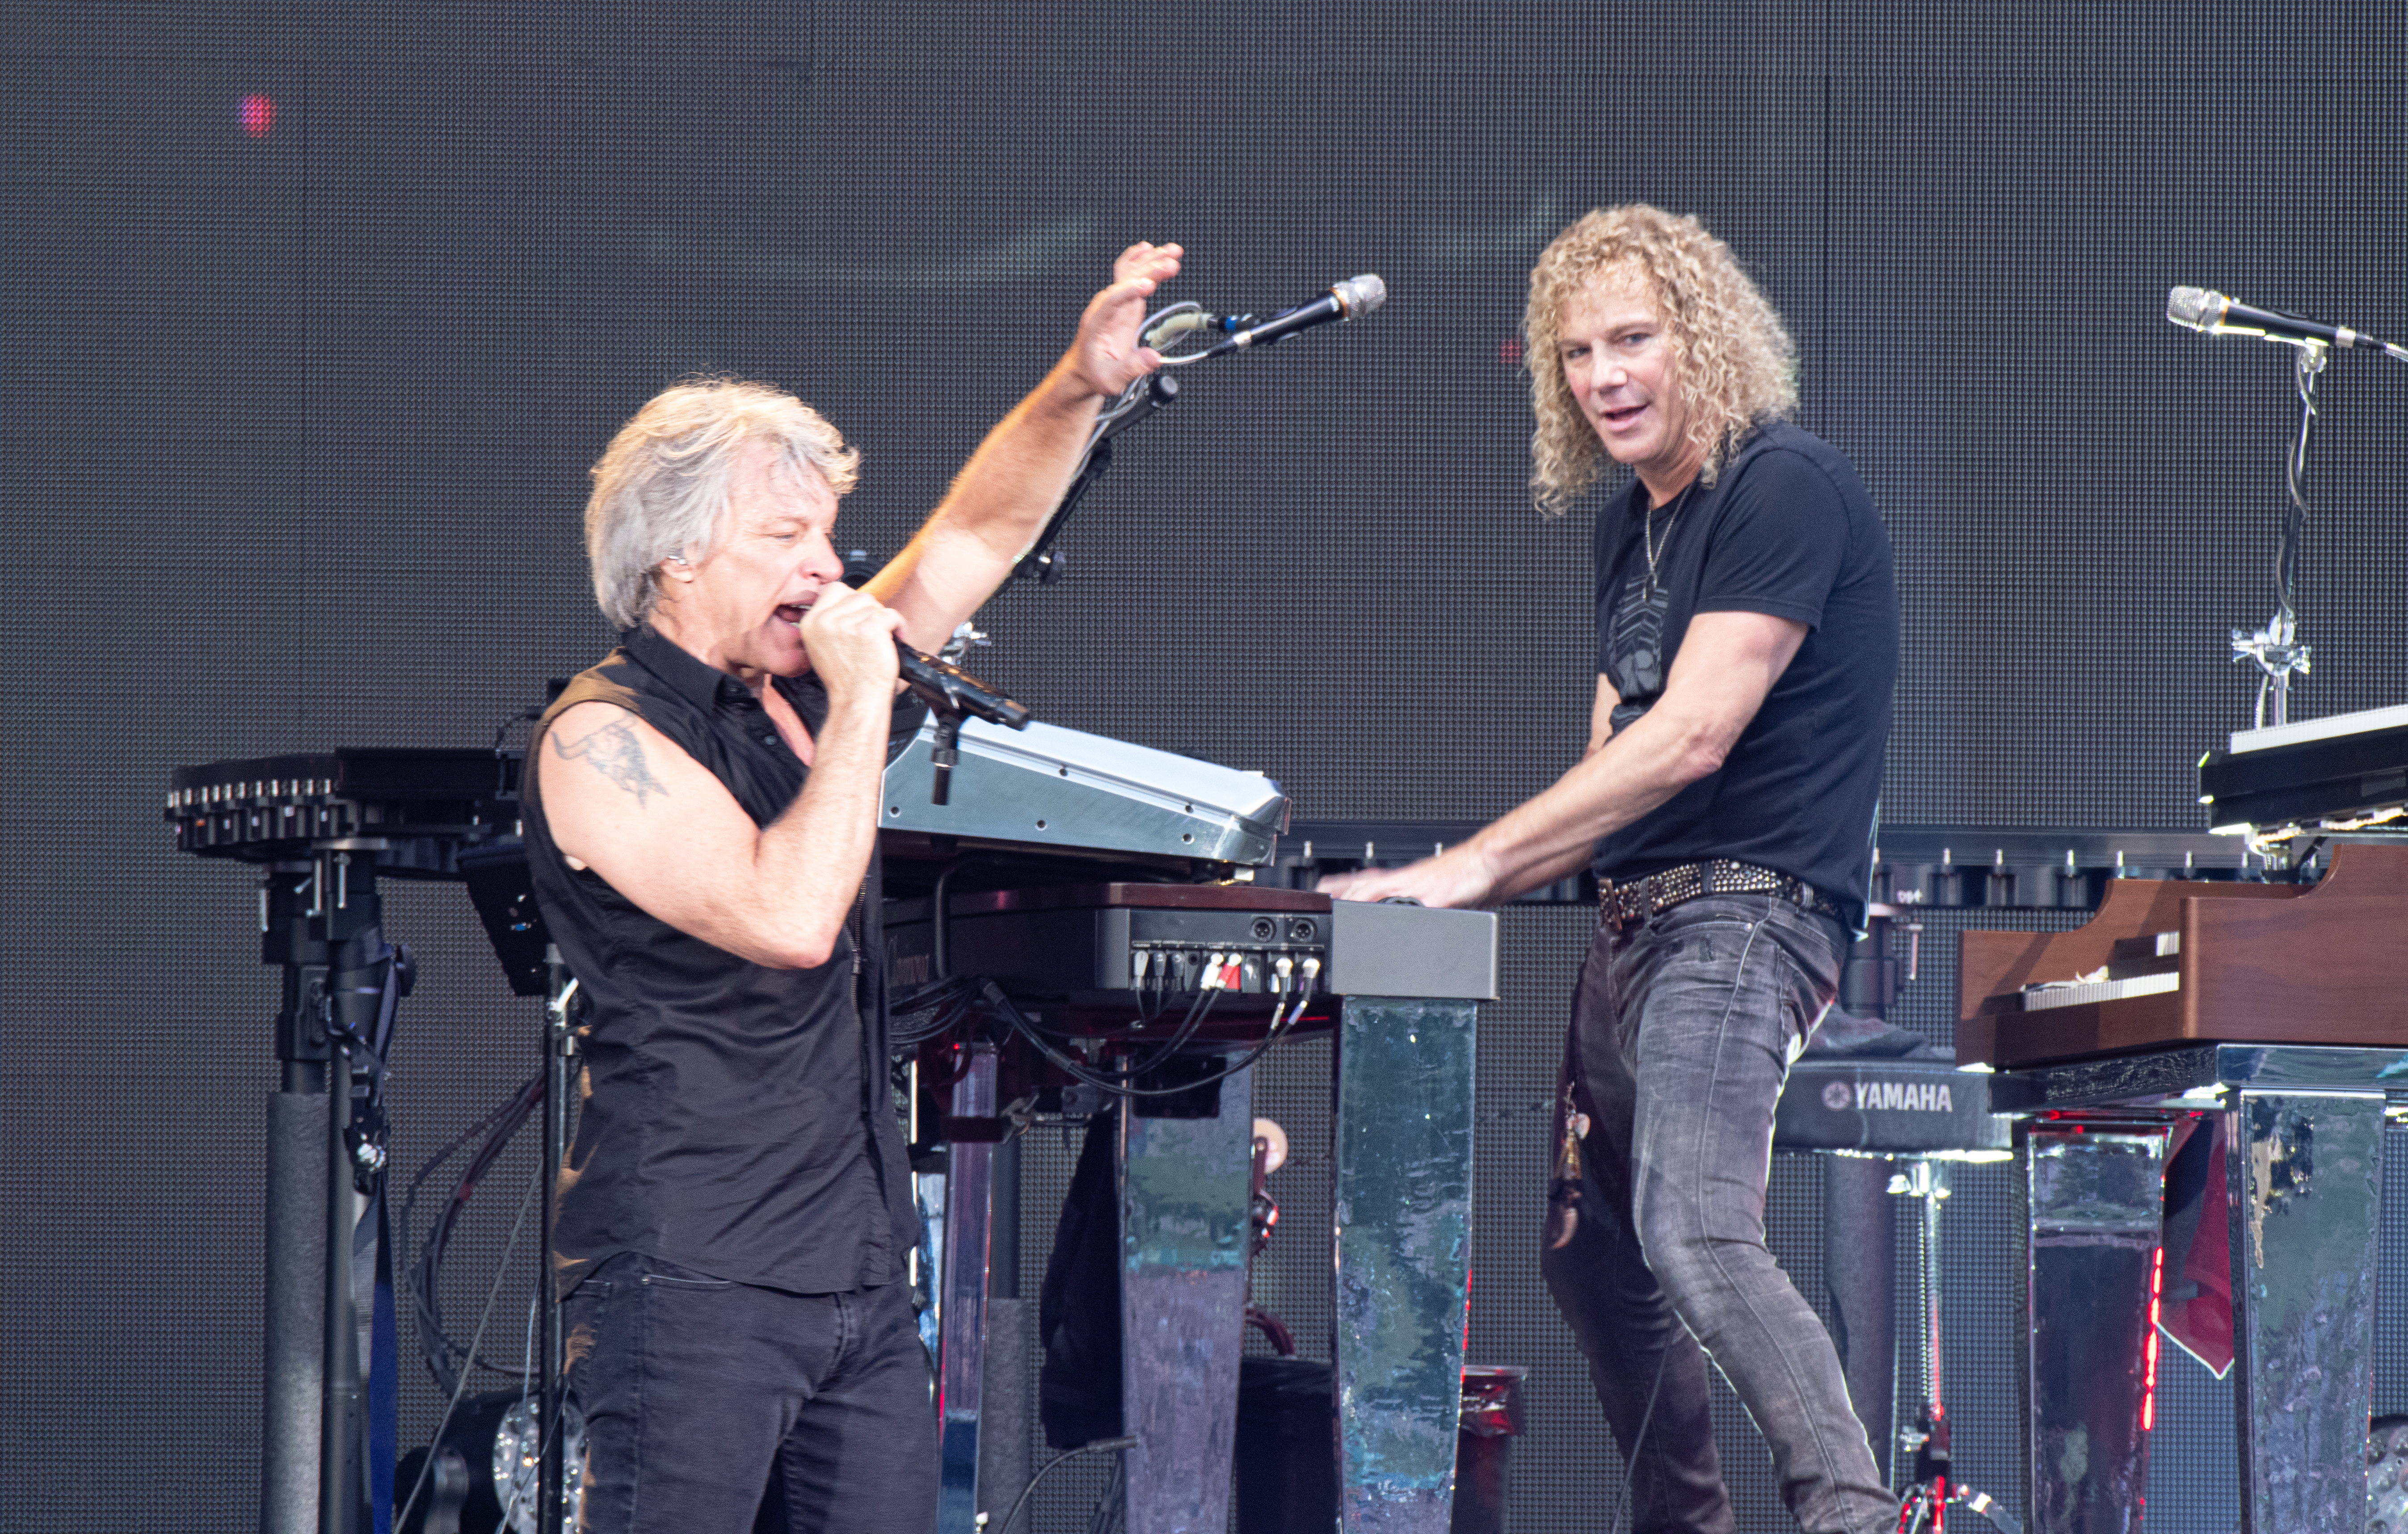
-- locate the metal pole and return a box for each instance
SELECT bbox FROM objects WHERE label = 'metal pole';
[262,862,332,1534]
[317,848,387,1534]
[537,953,579,1534]
[1823,1156,1897,1484]
[320,1026,360,1534]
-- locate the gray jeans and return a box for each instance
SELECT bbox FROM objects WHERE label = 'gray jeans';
[1541,894,1896,1534]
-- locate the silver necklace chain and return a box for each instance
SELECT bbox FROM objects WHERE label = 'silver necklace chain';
[1643,483,1692,594]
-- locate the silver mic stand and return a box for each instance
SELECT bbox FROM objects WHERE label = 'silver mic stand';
[2229,338,2324,729]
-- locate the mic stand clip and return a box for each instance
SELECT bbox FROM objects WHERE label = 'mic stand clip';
[895,644,1033,805]
[930,712,964,807]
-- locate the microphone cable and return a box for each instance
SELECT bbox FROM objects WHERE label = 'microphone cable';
[975,967,1317,1102]
[991,1435,1141,1534]
[396,1172,543,1534]
[1606,1345,1674,1534]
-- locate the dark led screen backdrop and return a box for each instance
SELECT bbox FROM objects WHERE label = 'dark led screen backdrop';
[6,3,2408,1529]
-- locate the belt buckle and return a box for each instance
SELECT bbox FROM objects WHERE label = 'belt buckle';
[1603,877,1640,930]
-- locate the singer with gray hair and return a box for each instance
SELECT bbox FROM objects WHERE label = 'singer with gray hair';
[521,240,1184,1534]
[584,380,863,632]
[1322,205,1901,1534]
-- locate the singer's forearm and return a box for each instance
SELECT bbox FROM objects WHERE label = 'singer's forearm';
[871,244,1178,648]
[867,361,1101,650]
[934,357,1102,554]
[745,691,892,966]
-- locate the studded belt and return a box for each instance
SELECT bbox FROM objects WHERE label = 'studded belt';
[1598,859,1848,931]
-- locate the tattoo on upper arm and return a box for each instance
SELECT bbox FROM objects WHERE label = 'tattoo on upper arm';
[552,718,668,807]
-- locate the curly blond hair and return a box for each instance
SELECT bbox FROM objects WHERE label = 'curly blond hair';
[1524,206,1797,516]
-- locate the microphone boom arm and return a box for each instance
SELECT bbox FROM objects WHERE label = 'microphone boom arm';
[1012,370,1180,584]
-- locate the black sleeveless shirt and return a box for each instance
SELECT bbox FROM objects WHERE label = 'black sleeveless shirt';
[524,623,924,1298]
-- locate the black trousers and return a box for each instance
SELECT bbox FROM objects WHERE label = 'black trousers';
[564,1252,937,1533]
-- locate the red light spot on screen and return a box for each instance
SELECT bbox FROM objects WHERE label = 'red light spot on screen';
[1498,337,1524,366]
[240,95,277,139]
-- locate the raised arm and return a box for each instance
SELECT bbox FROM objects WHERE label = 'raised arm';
[866,242,1183,649]
[537,583,904,968]
[1317,610,1809,908]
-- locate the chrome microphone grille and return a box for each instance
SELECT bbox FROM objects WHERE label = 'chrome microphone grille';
[1333,274,1388,319]
[2166,285,2223,331]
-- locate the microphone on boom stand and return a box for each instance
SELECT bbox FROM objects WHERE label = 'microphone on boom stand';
[895,643,1030,806]
[2166,285,2408,361]
[1196,274,1388,358]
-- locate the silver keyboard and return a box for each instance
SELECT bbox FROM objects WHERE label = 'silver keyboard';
[881,716,1288,865]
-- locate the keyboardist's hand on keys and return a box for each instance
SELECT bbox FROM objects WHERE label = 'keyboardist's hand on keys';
[1318,845,1499,909]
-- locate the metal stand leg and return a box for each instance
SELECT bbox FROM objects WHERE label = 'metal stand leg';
[1331,998,1476,1534]
[264,1070,330,1534]
[1823,1155,1898,1484]
[977,1133,1032,1527]
[535,955,579,1534]
[1118,1066,1253,1534]
[1892,1159,2020,1534]
[2228,1089,2383,1533]
[257,852,384,1534]
[321,1027,364,1534]
[2016,1122,2167,1534]
[262,862,334,1534]
[1896,1159,1949,1520]
[939,1046,998,1532]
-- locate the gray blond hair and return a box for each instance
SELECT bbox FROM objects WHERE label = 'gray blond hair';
[585,378,861,629]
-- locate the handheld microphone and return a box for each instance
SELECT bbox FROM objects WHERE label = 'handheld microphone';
[2167,286,2408,359]
[835,553,1031,729]
[896,642,1031,730]
[1204,275,1387,357]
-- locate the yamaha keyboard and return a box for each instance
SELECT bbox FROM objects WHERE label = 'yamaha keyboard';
[1775,1058,2008,1155]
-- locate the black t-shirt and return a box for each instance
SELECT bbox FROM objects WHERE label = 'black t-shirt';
[523,623,926,1299]
[1591,419,1897,927]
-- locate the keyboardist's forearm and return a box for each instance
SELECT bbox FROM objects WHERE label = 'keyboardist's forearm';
[1465,709,1714,903]
[1315,706,1705,910]
[1488,840,1594,901]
